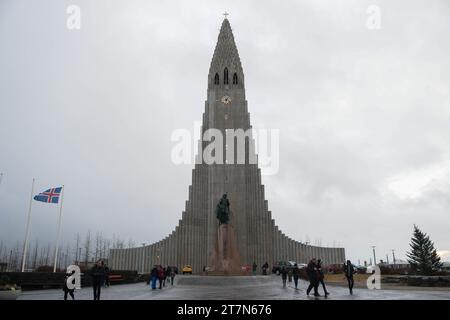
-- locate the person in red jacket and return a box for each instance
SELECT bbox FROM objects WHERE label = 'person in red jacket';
[158,265,165,289]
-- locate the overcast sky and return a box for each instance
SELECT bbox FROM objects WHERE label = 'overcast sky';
[1,0,449,264]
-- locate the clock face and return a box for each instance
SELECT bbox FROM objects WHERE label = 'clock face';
[221,95,232,105]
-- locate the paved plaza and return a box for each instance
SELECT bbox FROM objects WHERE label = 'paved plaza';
[18,275,450,300]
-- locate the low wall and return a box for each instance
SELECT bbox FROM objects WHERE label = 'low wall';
[0,270,140,291]
[382,275,450,287]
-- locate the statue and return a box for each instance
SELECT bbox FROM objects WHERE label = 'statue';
[215,194,230,225]
[209,193,241,274]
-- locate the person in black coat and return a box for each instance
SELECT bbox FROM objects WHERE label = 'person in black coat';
[169,267,176,286]
[280,266,288,288]
[163,267,167,287]
[292,263,300,290]
[262,262,269,275]
[343,260,355,294]
[103,264,110,287]
[91,260,105,300]
[62,271,75,300]
[306,259,320,297]
[317,259,329,296]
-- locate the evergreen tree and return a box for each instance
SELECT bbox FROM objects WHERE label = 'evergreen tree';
[406,225,442,275]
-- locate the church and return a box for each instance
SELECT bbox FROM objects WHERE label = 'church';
[110,18,345,273]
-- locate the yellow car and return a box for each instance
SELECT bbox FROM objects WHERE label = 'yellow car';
[182,265,193,274]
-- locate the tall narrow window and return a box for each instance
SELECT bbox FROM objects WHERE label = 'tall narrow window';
[233,73,238,85]
[214,73,219,85]
[224,67,229,85]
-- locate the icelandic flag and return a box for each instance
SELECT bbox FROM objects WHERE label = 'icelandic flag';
[34,187,62,204]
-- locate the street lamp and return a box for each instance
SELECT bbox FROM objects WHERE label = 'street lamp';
[392,249,396,269]
[372,246,377,266]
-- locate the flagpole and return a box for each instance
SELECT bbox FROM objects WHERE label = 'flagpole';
[21,178,35,272]
[53,185,64,273]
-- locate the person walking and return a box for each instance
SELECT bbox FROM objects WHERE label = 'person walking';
[62,271,75,300]
[306,258,320,297]
[288,268,293,283]
[158,265,165,289]
[91,260,105,300]
[166,266,171,283]
[150,266,158,290]
[252,262,257,275]
[280,266,288,288]
[262,262,269,275]
[103,264,110,287]
[292,263,300,290]
[317,259,329,296]
[170,266,176,285]
[344,260,355,294]
[163,267,167,287]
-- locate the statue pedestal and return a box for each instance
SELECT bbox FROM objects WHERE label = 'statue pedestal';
[208,224,241,274]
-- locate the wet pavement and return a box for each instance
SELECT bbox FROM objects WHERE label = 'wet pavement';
[18,275,450,300]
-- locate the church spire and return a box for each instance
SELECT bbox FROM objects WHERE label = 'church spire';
[208,17,244,89]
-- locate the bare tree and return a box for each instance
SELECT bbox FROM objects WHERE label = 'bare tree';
[7,249,13,271]
[94,232,102,261]
[127,238,135,249]
[84,230,91,265]
[103,238,111,260]
[314,238,322,247]
[0,244,7,263]
[74,233,80,264]
[111,235,125,249]
[45,243,51,266]
[38,245,46,266]
[32,240,39,270]
[64,245,69,269]
[1,231,139,270]
[13,241,21,271]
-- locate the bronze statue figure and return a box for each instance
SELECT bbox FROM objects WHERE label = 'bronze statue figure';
[215,193,230,225]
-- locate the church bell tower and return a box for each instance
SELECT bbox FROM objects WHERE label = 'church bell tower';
[109,17,346,273]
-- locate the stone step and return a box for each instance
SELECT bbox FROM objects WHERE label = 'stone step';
[177,275,274,287]
[206,271,244,276]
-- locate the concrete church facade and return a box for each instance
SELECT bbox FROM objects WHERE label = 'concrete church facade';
[110,18,345,273]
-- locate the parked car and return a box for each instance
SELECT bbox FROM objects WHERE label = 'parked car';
[366,265,376,274]
[182,265,193,274]
[326,264,340,274]
[272,261,296,274]
[241,265,251,272]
